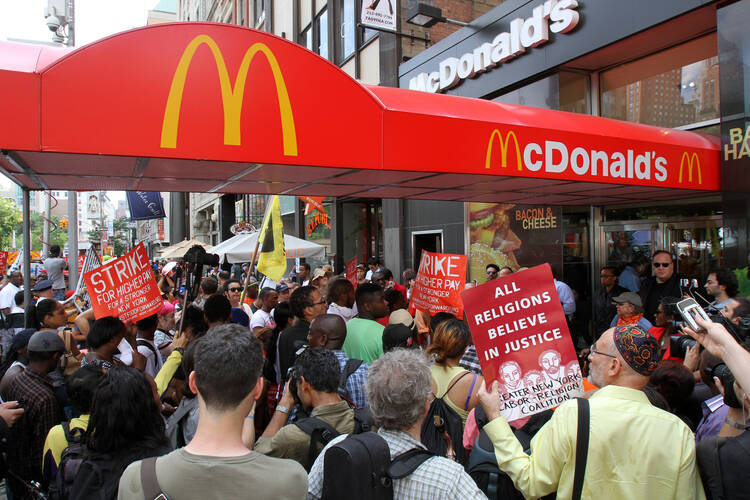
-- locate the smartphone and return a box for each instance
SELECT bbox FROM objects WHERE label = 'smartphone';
[676,298,710,331]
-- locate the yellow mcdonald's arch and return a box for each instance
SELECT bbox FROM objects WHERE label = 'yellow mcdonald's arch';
[485,129,522,171]
[678,152,702,184]
[161,34,297,156]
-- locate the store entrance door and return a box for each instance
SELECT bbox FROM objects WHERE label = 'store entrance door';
[597,215,723,286]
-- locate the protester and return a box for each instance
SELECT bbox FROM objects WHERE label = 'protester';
[0,271,23,315]
[298,263,312,286]
[610,291,653,330]
[640,250,682,324]
[223,278,250,327]
[704,268,738,314]
[276,282,291,304]
[118,324,307,499]
[255,347,355,470]
[498,266,514,277]
[43,245,68,301]
[326,278,355,322]
[203,294,232,329]
[372,268,407,302]
[694,349,730,443]
[81,316,129,371]
[382,324,417,352]
[192,276,218,310]
[365,256,382,281]
[155,301,176,346]
[250,287,278,339]
[307,314,369,409]
[119,314,164,378]
[277,286,327,382]
[217,270,230,289]
[355,264,367,286]
[593,266,628,337]
[343,283,388,363]
[310,268,329,296]
[36,298,69,331]
[648,360,696,428]
[307,349,485,499]
[485,263,500,282]
[163,333,205,448]
[5,330,65,498]
[427,318,482,425]
[478,325,703,498]
[402,268,416,299]
[721,296,750,325]
[42,365,104,484]
[0,328,35,397]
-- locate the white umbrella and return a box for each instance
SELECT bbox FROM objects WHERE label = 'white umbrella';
[209,231,326,264]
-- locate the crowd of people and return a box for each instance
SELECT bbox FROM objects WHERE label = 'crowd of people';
[0,249,747,499]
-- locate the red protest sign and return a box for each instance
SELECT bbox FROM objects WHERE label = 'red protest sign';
[0,251,7,276]
[461,264,583,421]
[345,257,357,288]
[409,250,467,317]
[83,242,163,323]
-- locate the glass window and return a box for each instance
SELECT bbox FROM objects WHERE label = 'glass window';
[316,9,328,59]
[493,71,590,114]
[340,0,355,62]
[300,24,313,51]
[601,34,719,128]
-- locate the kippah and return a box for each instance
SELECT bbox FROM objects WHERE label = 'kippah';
[613,325,660,376]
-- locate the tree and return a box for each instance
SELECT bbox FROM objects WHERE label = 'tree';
[0,198,21,250]
[10,211,68,252]
[88,216,131,256]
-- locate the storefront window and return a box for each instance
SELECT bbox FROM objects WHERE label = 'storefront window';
[493,71,590,113]
[304,197,333,266]
[339,0,355,62]
[601,34,719,129]
[316,9,329,59]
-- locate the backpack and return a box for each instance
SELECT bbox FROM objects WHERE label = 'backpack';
[467,399,589,500]
[696,430,750,499]
[165,396,199,449]
[294,407,374,469]
[49,422,86,500]
[420,371,470,465]
[320,431,435,500]
[137,339,161,369]
[338,358,363,406]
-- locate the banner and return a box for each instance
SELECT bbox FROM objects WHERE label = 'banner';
[83,242,163,322]
[461,264,583,421]
[0,251,6,276]
[257,195,286,282]
[409,250,467,317]
[126,191,166,221]
[469,203,562,283]
[346,257,357,287]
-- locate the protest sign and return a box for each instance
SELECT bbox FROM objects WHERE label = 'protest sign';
[409,250,467,317]
[346,257,357,288]
[83,242,163,323]
[0,251,6,276]
[461,264,583,421]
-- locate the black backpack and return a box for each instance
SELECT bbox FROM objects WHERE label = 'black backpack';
[321,431,435,500]
[420,371,470,465]
[49,422,86,500]
[338,358,363,406]
[294,407,374,470]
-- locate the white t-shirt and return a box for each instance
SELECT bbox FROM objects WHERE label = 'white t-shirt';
[250,308,275,331]
[0,283,21,311]
[118,338,163,378]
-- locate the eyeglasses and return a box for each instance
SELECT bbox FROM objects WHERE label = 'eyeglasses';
[653,262,671,268]
[589,343,617,359]
[308,300,326,307]
[228,287,242,292]
[486,270,497,275]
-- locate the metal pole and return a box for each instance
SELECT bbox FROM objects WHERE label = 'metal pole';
[22,189,32,322]
[66,0,74,46]
[43,191,51,258]
[68,191,78,290]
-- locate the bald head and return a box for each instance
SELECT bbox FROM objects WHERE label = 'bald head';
[307,314,347,350]
[588,328,650,389]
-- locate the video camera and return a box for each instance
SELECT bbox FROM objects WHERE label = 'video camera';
[183,245,221,302]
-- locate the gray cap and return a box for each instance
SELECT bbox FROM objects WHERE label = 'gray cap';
[613,291,643,308]
[28,330,66,353]
[32,279,54,292]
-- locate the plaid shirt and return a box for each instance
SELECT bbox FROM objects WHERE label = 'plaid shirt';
[6,367,62,486]
[331,349,369,409]
[460,345,482,375]
[307,429,486,499]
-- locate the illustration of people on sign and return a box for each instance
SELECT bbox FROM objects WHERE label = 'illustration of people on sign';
[498,360,525,421]
[538,349,565,387]
[523,369,544,404]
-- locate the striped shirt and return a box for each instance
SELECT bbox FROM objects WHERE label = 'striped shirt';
[307,429,486,499]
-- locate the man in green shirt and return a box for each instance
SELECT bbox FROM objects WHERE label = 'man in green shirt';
[343,282,389,363]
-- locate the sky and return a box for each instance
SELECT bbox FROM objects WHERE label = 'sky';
[0,0,161,198]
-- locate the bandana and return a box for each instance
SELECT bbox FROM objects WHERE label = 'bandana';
[613,325,660,376]
[616,313,644,327]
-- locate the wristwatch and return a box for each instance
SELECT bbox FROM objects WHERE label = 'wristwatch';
[275,404,291,415]
[174,347,185,356]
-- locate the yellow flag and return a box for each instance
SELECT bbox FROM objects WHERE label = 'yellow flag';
[257,195,286,282]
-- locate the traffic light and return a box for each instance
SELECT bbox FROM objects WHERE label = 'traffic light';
[59,219,68,229]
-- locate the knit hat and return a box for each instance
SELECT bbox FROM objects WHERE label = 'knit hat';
[613,325,660,376]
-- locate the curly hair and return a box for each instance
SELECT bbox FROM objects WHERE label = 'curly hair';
[292,347,340,393]
[366,349,431,430]
[85,366,167,453]
[426,318,472,364]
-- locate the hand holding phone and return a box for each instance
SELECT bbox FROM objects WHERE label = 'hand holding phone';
[676,298,710,332]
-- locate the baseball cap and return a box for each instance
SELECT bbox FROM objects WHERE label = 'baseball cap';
[311,268,326,281]
[28,330,65,353]
[388,309,415,330]
[612,292,642,308]
[32,279,54,292]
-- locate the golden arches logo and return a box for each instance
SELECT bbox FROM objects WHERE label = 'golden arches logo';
[678,152,702,185]
[161,34,298,156]
[485,129,522,171]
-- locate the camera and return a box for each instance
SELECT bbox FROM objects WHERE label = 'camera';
[669,334,697,359]
[183,245,220,267]
[46,15,61,32]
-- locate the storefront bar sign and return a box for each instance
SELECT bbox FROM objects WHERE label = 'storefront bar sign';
[409,0,580,94]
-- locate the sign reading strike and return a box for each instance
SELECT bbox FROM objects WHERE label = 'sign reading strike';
[83,243,163,323]
[461,264,583,421]
[346,257,357,288]
[410,250,467,317]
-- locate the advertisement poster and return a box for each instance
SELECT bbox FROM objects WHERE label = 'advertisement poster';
[346,257,357,288]
[461,264,583,421]
[409,250,467,318]
[83,242,163,322]
[360,0,396,32]
[469,203,563,283]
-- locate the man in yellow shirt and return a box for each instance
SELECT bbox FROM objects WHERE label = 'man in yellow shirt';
[478,325,705,500]
[42,365,104,484]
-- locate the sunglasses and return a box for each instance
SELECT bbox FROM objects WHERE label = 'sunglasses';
[228,287,242,292]
[653,262,671,268]
[486,270,498,274]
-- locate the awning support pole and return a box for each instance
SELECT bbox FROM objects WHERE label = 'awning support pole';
[22,188,32,326]
[68,191,78,290]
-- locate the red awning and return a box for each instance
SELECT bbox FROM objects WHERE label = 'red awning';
[0,22,719,205]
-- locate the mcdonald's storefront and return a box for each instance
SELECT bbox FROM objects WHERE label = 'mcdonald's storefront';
[394,0,750,338]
